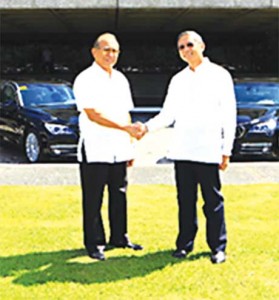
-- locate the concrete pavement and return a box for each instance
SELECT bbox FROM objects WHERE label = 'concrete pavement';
[0,161,279,186]
[0,129,278,186]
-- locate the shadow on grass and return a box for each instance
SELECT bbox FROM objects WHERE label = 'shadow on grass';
[0,249,210,286]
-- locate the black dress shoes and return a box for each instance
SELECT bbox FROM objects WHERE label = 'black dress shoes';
[211,251,226,264]
[172,249,188,259]
[108,241,143,251]
[125,242,143,251]
[87,247,105,261]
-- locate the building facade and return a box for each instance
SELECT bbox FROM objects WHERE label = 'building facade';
[1,0,278,105]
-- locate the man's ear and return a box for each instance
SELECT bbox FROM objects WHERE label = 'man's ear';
[91,47,96,58]
[201,42,206,53]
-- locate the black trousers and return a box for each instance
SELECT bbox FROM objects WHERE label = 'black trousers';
[174,160,227,254]
[79,160,129,251]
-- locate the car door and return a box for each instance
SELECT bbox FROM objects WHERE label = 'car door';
[0,83,23,144]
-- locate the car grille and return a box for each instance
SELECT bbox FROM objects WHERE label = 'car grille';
[238,142,273,155]
[235,125,246,139]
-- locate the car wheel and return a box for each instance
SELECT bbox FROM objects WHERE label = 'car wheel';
[24,130,42,163]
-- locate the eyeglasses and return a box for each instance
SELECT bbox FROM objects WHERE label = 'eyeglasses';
[178,42,194,51]
[99,46,120,54]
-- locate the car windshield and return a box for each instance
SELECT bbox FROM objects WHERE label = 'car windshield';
[234,82,279,105]
[19,83,75,107]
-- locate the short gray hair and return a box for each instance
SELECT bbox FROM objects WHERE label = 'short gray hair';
[93,32,118,49]
[177,30,204,44]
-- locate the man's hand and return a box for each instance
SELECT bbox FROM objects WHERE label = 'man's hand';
[134,122,148,140]
[124,122,148,140]
[127,159,134,167]
[219,155,230,171]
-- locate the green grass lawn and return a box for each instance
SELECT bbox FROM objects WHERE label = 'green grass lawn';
[0,184,278,300]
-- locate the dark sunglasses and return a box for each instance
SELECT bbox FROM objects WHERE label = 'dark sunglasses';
[178,42,194,51]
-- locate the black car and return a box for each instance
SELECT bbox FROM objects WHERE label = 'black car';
[233,79,279,159]
[0,80,79,162]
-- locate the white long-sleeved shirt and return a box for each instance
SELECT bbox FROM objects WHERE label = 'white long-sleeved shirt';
[146,58,236,164]
[73,62,134,163]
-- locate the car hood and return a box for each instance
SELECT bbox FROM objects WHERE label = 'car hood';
[237,103,277,124]
[26,104,79,125]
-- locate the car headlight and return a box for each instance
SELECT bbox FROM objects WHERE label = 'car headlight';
[249,119,277,134]
[45,123,74,135]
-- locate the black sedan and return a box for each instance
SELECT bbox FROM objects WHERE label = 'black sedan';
[233,79,279,159]
[0,80,79,162]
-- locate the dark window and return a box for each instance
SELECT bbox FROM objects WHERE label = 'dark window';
[1,85,17,104]
[235,83,279,104]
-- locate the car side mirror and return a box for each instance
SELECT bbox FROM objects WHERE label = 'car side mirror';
[3,99,18,112]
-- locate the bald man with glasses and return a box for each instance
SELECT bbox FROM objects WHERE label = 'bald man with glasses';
[73,33,143,261]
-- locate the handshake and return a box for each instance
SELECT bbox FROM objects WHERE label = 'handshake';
[124,122,148,140]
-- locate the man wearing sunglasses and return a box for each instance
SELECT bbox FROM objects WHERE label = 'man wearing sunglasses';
[136,30,236,264]
[73,33,143,261]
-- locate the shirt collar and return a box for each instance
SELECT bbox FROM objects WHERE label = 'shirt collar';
[186,57,210,73]
[92,61,115,78]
